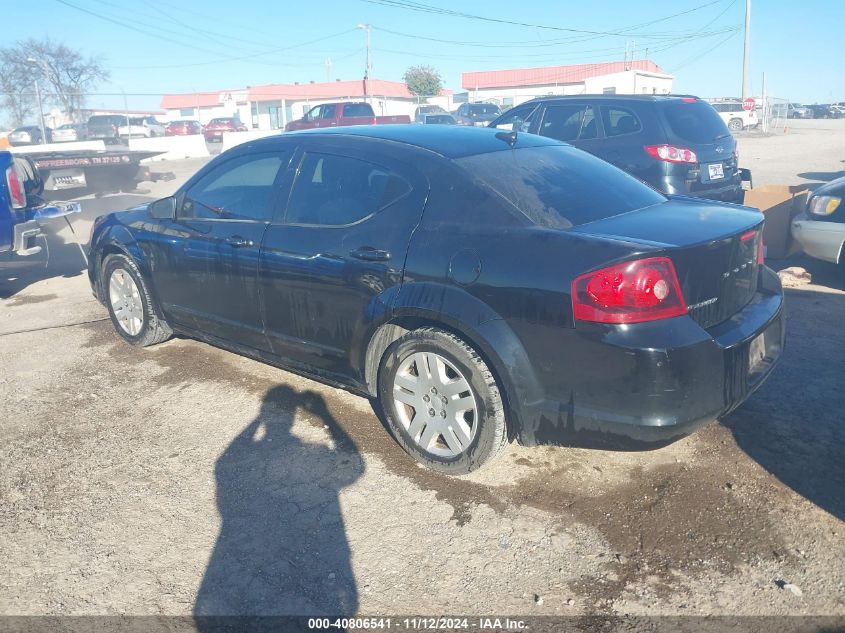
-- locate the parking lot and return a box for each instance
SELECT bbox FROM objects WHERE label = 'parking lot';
[1,120,844,619]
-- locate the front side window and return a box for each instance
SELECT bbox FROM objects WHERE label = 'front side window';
[180,153,287,222]
[493,103,540,132]
[538,104,598,142]
[286,153,411,226]
[601,106,643,137]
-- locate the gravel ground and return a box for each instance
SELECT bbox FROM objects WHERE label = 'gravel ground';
[1,125,844,624]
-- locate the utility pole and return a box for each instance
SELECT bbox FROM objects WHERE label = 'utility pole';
[26,58,47,144]
[325,56,332,83]
[33,78,46,144]
[742,0,751,100]
[357,24,372,102]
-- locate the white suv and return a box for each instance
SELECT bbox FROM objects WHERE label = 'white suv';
[710,101,758,132]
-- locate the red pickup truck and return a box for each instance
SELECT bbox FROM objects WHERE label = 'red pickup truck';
[284,102,410,132]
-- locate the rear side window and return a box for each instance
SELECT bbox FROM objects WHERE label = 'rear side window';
[601,106,643,137]
[456,146,665,229]
[342,103,373,117]
[181,153,287,222]
[660,100,731,143]
[539,104,598,141]
[286,153,411,226]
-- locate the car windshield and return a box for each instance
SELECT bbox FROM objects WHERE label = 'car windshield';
[457,145,666,229]
[209,118,233,125]
[660,100,731,143]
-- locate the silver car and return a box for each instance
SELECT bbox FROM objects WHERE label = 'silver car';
[52,123,88,143]
[8,126,51,146]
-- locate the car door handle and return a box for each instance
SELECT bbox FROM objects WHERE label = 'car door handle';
[226,235,254,248]
[349,246,391,261]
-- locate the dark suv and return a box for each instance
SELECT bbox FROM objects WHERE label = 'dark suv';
[490,95,743,203]
[87,114,127,144]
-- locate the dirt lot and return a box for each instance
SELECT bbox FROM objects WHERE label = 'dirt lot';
[1,123,844,623]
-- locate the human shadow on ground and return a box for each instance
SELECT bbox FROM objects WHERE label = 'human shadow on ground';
[194,385,363,618]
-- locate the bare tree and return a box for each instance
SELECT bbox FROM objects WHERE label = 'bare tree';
[0,50,37,127]
[0,38,109,125]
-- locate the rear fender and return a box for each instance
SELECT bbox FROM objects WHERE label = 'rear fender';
[363,281,543,437]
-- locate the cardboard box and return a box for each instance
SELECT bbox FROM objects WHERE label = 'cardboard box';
[742,185,809,259]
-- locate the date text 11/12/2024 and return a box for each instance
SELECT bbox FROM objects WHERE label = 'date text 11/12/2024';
[307,617,527,630]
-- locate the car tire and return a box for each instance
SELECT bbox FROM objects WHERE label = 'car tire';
[728,118,743,131]
[377,327,508,474]
[101,253,172,347]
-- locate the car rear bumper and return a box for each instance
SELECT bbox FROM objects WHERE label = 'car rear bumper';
[791,216,845,264]
[515,266,784,449]
[664,172,744,203]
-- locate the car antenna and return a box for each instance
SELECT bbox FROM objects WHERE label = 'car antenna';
[495,130,518,147]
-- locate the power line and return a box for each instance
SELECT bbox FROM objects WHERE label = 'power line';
[55,0,357,70]
[374,28,740,61]
[54,0,228,58]
[372,23,738,49]
[112,31,360,70]
[363,0,725,38]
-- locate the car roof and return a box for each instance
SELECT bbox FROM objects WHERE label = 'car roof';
[253,124,564,158]
[514,93,701,105]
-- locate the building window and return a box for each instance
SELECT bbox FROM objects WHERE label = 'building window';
[602,87,617,95]
[180,108,195,117]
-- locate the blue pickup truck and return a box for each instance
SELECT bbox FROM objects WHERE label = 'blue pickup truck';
[1,151,45,257]
[1,150,81,260]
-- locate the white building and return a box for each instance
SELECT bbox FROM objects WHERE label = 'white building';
[161,80,453,130]
[461,60,674,108]
[160,90,250,126]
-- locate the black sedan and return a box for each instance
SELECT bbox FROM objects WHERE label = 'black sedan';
[87,126,784,474]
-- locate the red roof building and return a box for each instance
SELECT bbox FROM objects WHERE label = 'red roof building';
[160,79,452,129]
[462,60,667,90]
[460,60,673,107]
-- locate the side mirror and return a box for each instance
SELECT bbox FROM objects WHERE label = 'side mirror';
[149,196,176,219]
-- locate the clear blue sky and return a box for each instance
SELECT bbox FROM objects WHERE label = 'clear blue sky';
[8,0,844,112]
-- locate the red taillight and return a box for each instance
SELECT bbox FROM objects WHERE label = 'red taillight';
[572,257,687,324]
[5,165,26,209]
[644,144,698,164]
[741,229,764,264]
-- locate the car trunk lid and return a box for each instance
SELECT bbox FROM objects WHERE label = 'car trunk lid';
[572,199,763,328]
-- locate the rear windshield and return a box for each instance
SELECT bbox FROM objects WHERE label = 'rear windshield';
[342,103,374,117]
[88,115,123,125]
[467,104,501,116]
[209,118,234,124]
[457,145,666,229]
[660,100,731,143]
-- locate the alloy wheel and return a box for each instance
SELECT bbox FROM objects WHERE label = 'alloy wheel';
[108,268,144,336]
